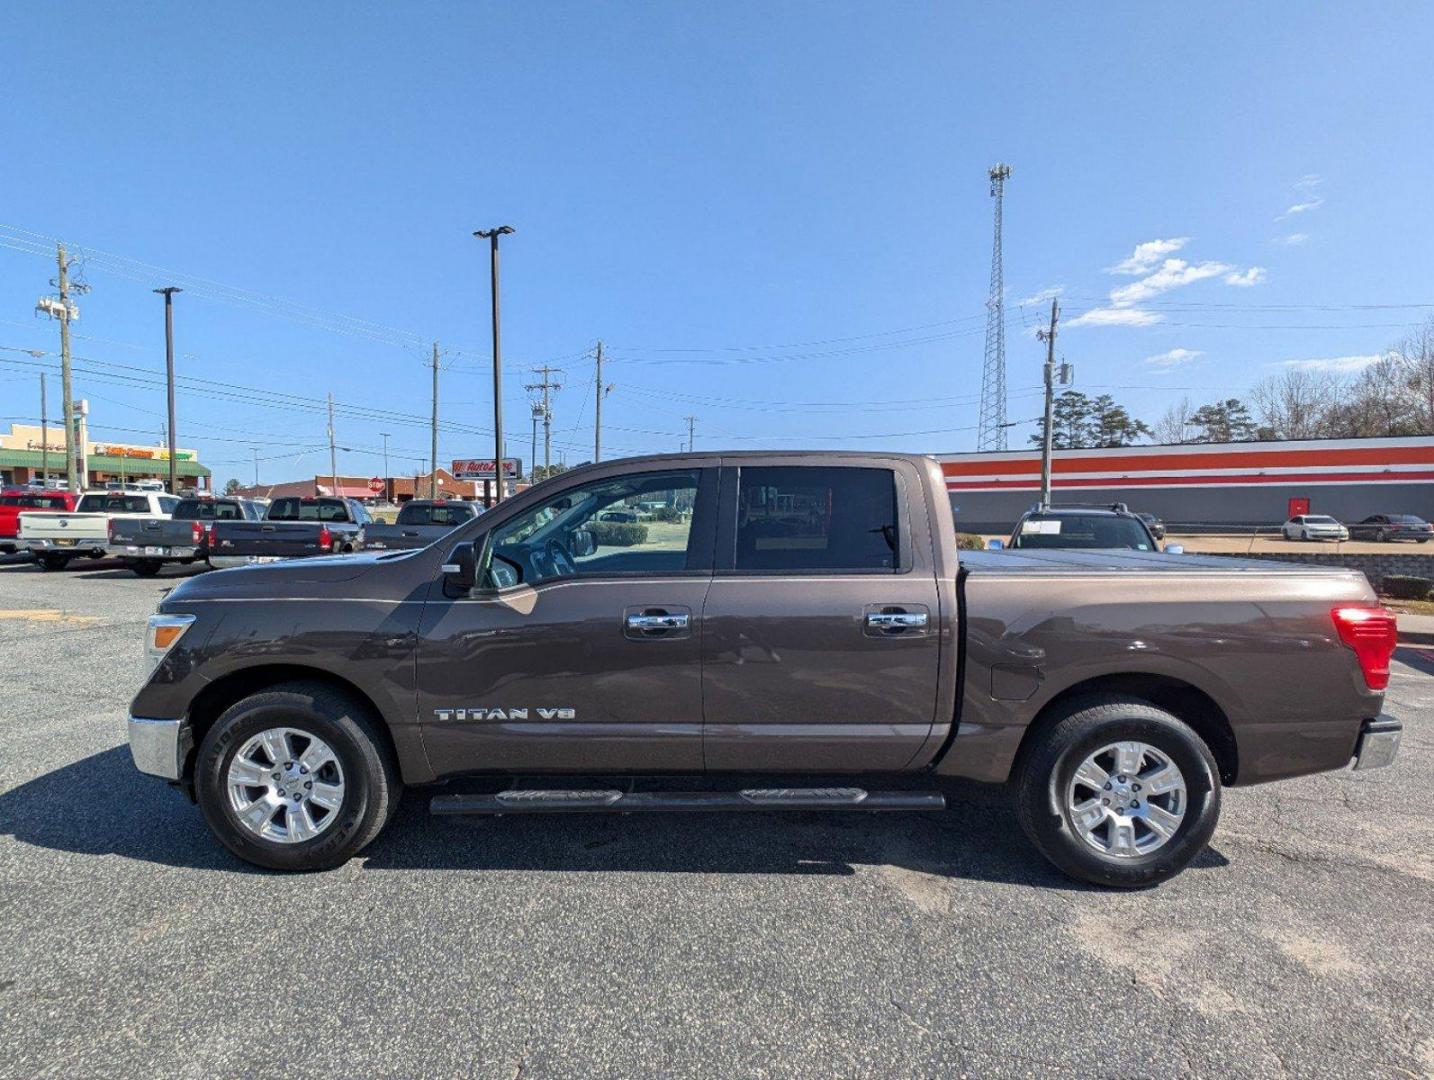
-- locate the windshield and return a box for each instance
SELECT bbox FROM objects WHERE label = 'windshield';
[1011,513,1154,551]
[1390,515,1426,524]
[268,498,350,522]
[173,500,243,520]
[76,494,151,514]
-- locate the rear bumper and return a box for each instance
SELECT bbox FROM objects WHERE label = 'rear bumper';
[108,544,200,560]
[128,716,191,780]
[1353,717,1401,771]
[24,537,106,553]
[208,554,287,568]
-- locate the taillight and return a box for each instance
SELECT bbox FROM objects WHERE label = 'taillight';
[192,520,205,544]
[107,519,116,543]
[317,525,333,552]
[1331,606,1398,691]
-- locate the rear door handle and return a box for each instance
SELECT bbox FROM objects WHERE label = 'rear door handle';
[623,606,694,640]
[627,613,689,631]
[866,612,927,629]
[864,605,931,637]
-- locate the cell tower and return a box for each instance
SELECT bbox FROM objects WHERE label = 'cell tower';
[977,163,1012,451]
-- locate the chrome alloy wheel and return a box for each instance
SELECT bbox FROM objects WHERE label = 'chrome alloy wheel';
[225,727,346,844]
[1066,741,1187,859]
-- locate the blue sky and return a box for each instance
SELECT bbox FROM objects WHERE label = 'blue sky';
[2,3,1431,483]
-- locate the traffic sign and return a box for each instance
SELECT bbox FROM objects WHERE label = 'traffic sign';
[368,477,384,494]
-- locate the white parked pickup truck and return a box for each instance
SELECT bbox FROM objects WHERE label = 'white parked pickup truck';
[20,490,181,571]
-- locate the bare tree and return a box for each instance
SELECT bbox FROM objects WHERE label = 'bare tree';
[1251,367,1342,439]
[1393,315,1434,433]
[1151,396,1194,444]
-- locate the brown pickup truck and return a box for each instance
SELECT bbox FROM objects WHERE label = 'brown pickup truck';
[127,452,1401,886]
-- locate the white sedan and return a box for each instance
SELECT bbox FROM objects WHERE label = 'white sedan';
[1281,514,1349,541]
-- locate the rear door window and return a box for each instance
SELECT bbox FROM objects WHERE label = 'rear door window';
[734,466,898,572]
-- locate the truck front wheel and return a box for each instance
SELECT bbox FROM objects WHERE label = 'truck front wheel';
[194,682,401,871]
[129,559,163,577]
[1015,695,1221,888]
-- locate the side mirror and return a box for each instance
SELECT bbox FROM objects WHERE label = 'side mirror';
[570,528,596,558]
[985,538,1005,550]
[1164,544,1184,555]
[442,541,478,590]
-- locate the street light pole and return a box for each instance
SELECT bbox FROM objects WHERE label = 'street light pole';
[474,226,514,502]
[154,287,182,493]
[1035,298,1062,510]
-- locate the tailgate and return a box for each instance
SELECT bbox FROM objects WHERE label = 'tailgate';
[210,522,329,558]
[111,518,195,548]
[20,513,108,542]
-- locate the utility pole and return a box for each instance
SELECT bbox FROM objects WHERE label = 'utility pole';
[978,163,1013,452]
[530,402,543,482]
[379,432,391,494]
[154,286,182,493]
[39,374,49,483]
[1035,297,1068,509]
[251,447,260,487]
[474,226,515,502]
[594,340,611,462]
[56,245,78,491]
[327,393,338,496]
[684,415,697,452]
[429,342,440,499]
[525,364,563,473]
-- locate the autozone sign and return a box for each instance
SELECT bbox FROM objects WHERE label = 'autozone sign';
[451,457,521,480]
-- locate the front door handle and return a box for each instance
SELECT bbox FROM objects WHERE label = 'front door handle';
[627,613,690,631]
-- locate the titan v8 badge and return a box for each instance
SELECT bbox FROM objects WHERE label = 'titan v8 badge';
[433,707,577,722]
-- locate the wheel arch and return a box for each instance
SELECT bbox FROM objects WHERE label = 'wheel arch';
[1012,673,1239,786]
[182,664,401,789]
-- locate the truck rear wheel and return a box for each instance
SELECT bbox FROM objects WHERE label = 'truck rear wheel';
[194,682,401,872]
[129,559,163,577]
[38,553,70,572]
[1015,695,1221,888]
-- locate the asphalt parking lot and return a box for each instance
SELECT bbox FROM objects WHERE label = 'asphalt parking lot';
[1,557,1431,1079]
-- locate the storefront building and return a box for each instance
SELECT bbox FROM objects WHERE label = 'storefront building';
[0,423,211,492]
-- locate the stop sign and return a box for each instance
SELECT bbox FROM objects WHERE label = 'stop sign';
[368,477,384,494]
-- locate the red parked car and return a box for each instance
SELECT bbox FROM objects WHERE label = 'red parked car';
[0,487,80,554]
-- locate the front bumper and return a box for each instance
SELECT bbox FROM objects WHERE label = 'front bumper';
[108,544,200,560]
[1353,717,1402,771]
[128,716,191,780]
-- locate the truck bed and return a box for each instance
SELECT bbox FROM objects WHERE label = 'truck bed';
[958,549,1359,576]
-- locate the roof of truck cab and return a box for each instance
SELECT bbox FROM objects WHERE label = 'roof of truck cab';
[959,549,1360,575]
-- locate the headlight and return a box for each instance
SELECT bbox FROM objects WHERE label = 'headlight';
[145,613,196,676]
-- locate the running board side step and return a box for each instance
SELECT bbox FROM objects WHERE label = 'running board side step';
[431,787,946,815]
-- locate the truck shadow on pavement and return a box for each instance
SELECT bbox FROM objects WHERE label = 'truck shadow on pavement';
[0,746,1229,888]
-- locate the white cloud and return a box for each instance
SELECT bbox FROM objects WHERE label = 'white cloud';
[1109,259,1231,306]
[1066,307,1164,328]
[1223,267,1266,287]
[1281,353,1384,373]
[1276,175,1325,220]
[1106,238,1188,276]
[1143,347,1203,368]
[1276,233,1309,246]
[1278,197,1325,218]
[1017,285,1064,306]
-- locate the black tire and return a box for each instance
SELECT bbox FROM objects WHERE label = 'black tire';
[194,681,402,871]
[38,553,70,572]
[129,559,163,577]
[1375,529,1387,543]
[1015,694,1221,888]
[86,549,104,559]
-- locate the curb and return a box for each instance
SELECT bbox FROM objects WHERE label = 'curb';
[1397,632,1434,647]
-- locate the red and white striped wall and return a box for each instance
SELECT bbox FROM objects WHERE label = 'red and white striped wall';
[934,436,1434,530]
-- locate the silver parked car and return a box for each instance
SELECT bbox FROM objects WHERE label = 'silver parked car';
[1281,514,1349,542]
